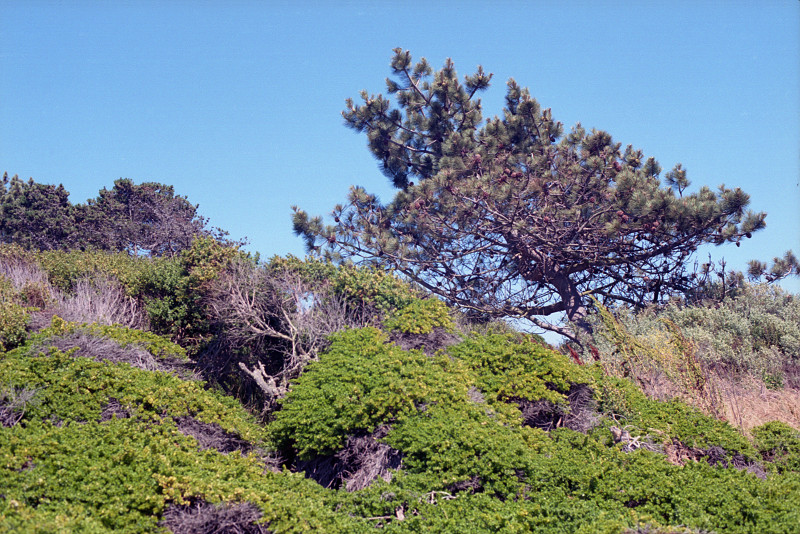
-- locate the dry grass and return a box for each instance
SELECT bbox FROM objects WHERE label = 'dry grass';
[713,374,800,433]
[41,277,148,330]
[0,386,38,427]
[30,329,195,378]
[0,252,148,332]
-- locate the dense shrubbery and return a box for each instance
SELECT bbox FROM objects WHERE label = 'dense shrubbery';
[589,283,799,386]
[2,238,800,532]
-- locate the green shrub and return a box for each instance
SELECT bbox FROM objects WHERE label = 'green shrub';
[0,278,29,352]
[0,343,367,533]
[384,298,454,334]
[267,256,419,315]
[270,327,472,458]
[751,421,800,474]
[386,405,549,497]
[0,416,359,533]
[591,370,754,455]
[448,333,593,405]
[35,248,147,294]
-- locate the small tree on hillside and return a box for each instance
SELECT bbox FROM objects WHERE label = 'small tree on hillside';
[293,49,767,339]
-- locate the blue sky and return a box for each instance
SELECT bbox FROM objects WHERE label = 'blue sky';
[2,1,798,295]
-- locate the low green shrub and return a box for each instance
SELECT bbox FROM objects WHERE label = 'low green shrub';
[270,327,472,458]
[592,371,754,455]
[447,333,593,405]
[0,417,359,533]
[384,298,454,334]
[751,421,800,474]
[386,405,549,497]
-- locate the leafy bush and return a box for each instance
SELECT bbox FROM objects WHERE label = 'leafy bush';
[448,333,592,406]
[0,278,29,351]
[589,283,800,386]
[384,298,454,334]
[267,256,419,315]
[35,248,147,294]
[270,327,472,458]
[751,421,800,474]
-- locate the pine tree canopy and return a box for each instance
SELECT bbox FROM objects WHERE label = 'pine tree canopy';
[296,48,765,338]
[0,174,231,257]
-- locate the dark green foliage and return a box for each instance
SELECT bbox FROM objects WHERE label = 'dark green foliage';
[448,333,592,405]
[294,49,766,339]
[0,174,230,257]
[0,173,75,251]
[752,421,800,474]
[75,178,222,257]
[270,327,471,457]
[0,278,29,352]
[747,250,799,284]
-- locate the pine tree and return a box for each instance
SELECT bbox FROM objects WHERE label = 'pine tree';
[293,49,767,339]
[0,173,75,250]
[76,178,212,256]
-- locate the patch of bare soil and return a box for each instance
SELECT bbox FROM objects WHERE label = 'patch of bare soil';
[160,500,269,534]
[295,426,403,491]
[173,416,252,455]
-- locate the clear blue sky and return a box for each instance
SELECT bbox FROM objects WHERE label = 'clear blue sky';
[2,1,798,293]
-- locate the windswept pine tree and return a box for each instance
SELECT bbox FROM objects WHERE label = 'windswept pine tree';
[294,49,767,339]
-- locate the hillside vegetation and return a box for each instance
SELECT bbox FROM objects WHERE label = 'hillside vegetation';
[1,239,799,533]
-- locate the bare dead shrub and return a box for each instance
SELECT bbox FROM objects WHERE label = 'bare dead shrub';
[99,398,131,421]
[295,426,402,491]
[0,386,38,427]
[160,501,269,534]
[563,383,600,432]
[515,384,598,433]
[389,327,461,355]
[205,259,375,412]
[338,433,403,492]
[663,440,766,479]
[0,254,49,292]
[31,329,193,376]
[45,276,148,330]
[0,254,55,310]
[448,475,483,494]
[173,416,252,454]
